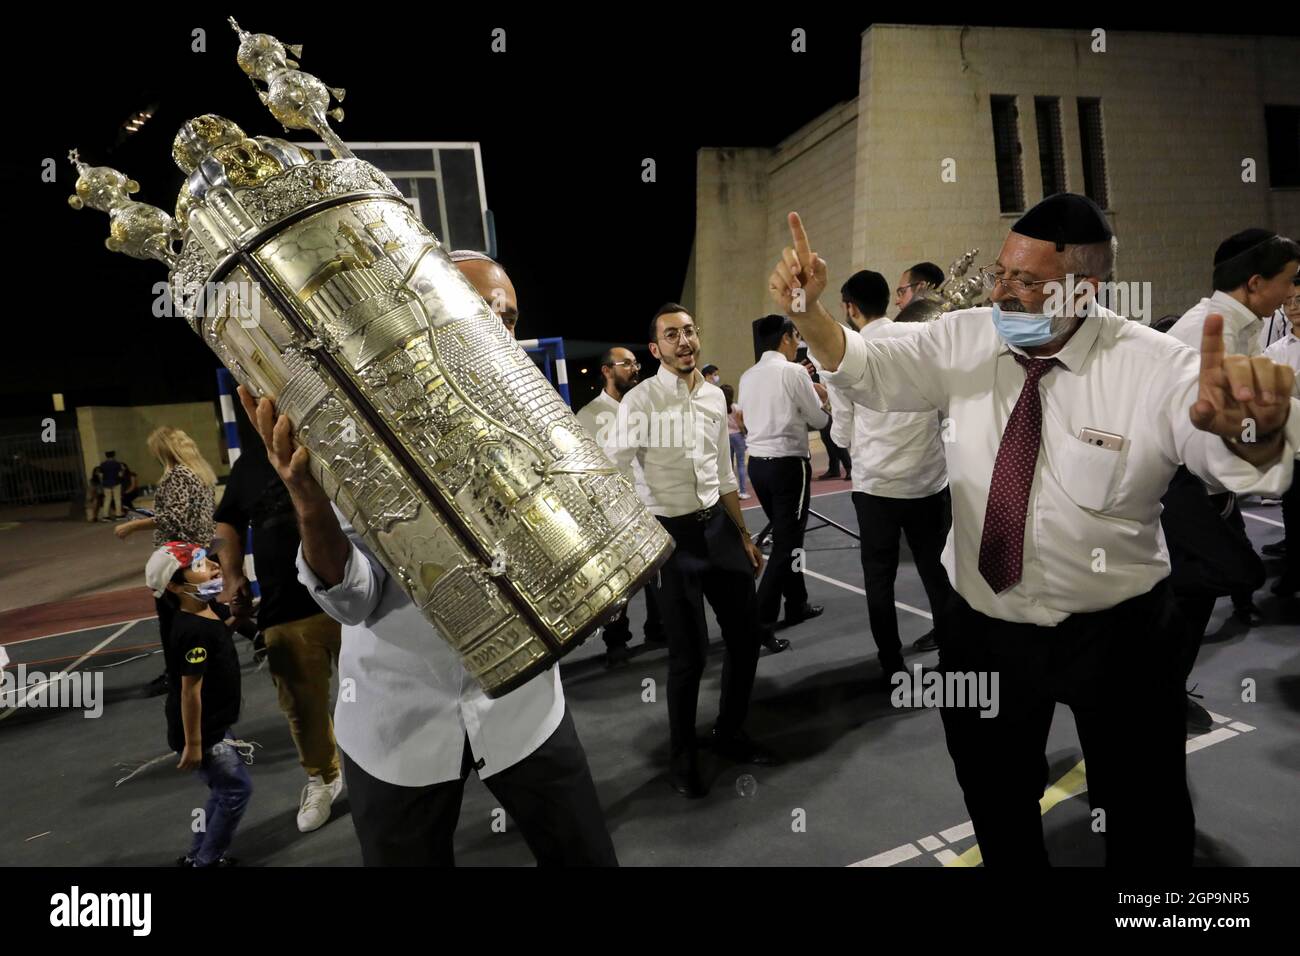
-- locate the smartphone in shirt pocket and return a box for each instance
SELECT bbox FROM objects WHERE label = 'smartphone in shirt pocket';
[1057,427,1126,511]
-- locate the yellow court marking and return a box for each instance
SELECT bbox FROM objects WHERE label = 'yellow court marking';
[946,759,1089,867]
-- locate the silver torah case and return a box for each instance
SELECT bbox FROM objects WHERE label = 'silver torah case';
[175,153,673,698]
[68,20,674,698]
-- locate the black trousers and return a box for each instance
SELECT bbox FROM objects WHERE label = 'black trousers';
[851,488,954,669]
[819,419,852,475]
[938,582,1193,867]
[655,508,762,757]
[601,579,663,648]
[1281,474,1300,581]
[748,456,812,624]
[341,708,618,866]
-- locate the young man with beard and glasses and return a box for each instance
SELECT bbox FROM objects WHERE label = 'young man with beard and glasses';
[576,347,665,666]
[894,261,945,313]
[769,193,1300,866]
[603,304,778,798]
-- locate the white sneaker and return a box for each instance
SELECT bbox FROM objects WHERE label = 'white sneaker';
[739,492,751,500]
[296,774,343,833]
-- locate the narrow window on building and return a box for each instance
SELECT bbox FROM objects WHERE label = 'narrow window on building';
[991,95,1025,213]
[1265,105,1300,188]
[1077,98,1109,209]
[1035,97,1066,198]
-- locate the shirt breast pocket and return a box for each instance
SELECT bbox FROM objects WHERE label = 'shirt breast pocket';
[1056,435,1125,512]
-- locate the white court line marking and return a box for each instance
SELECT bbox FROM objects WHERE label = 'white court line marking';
[939,821,975,843]
[918,835,945,852]
[25,832,50,842]
[933,849,961,866]
[1,616,151,647]
[0,620,138,721]
[802,568,934,621]
[1228,721,1256,733]
[850,714,1250,866]
[1207,710,1232,725]
[1243,512,1285,529]
[1186,726,1238,754]
[850,843,922,867]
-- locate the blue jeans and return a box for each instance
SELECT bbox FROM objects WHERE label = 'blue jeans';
[729,433,748,494]
[188,731,253,866]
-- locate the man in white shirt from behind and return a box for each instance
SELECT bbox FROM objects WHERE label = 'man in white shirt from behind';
[737,314,830,644]
[768,193,1300,866]
[831,269,954,686]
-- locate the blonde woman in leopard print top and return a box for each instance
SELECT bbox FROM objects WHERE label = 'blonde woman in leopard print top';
[114,427,216,547]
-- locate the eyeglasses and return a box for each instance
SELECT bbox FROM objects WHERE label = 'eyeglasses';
[895,282,922,297]
[660,325,698,344]
[609,359,641,370]
[976,266,1071,297]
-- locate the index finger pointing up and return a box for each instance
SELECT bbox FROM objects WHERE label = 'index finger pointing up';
[788,211,812,260]
[1199,313,1226,375]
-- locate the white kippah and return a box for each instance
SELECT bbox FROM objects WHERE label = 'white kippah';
[448,249,496,264]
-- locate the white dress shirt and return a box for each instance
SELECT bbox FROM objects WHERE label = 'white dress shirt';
[829,318,948,498]
[736,351,829,458]
[1264,332,1300,398]
[1168,290,1263,356]
[576,389,650,500]
[1260,310,1292,353]
[826,309,1300,626]
[296,508,564,786]
[603,364,737,517]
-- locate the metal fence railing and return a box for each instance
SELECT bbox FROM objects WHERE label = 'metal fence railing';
[0,430,85,507]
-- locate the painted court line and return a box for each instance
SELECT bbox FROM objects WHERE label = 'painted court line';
[851,714,1252,867]
[0,619,139,722]
[1242,512,1285,529]
[2,616,152,647]
[803,568,934,621]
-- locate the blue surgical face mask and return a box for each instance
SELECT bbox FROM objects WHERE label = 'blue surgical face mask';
[990,304,1077,347]
[189,577,224,600]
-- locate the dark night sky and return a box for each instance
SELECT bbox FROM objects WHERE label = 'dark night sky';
[6,12,1289,417]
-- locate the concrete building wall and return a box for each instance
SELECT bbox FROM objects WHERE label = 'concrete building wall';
[691,148,772,393]
[695,25,1300,346]
[76,402,229,487]
[852,25,1300,321]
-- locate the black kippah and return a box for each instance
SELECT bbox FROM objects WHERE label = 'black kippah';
[1011,193,1114,252]
[1214,228,1276,266]
[752,313,787,340]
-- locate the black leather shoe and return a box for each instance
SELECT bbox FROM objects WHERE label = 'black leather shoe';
[708,729,780,765]
[1232,601,1264,625]
[912,629,939,652]
[1271,574,1300,597]
[643,630,667,645]
[783,603,824,627]
[604,643,632,668]
[1263,539,1287,557]
[817,470,841,480]
[669,751,707,798]
[761,634,791,654]
[1186,695,1213,735]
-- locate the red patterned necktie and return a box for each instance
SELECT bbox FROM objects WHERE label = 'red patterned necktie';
[978,354,1059,594]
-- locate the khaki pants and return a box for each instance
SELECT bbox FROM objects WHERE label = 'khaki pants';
[264,612,342,783]
[103,485,121,517]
